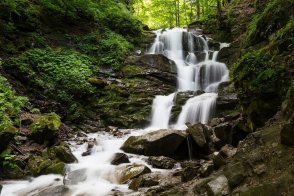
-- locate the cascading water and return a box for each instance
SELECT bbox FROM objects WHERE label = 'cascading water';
[149,93,176,129]
[1,28,230,196]
[148,28,229,130]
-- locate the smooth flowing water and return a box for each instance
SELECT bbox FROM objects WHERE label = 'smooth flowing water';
[148,28,229,129]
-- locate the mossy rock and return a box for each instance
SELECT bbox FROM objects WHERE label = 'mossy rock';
[26,156,65,176]
[44,162,65,175]
[29,113,61,144]
[49,143,77,163]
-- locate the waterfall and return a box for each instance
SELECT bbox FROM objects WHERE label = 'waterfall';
[147,28,229,130]
[176,93,217,129]
[149,93,175,129]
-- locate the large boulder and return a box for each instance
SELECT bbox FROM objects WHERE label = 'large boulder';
[121,129,187,159]
[29,113,61,144]
[49,143,77,163]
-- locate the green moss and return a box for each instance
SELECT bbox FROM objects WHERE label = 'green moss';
[29,113,61,144]
[49,143,76,163]
[44,162,65,175]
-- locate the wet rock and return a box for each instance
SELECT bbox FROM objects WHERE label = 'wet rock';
[121,129,187,158]
[206,175,229,196]
[111,153,130,165]
[29,113,61,144]
[117,165,151,184]
[77,131,87,137]
[0,185,2,195]
[129,174,159,191]
[64,168,87,185]
[148,156,176,169]
[26,156,65,176]
[50,143,77,163]
[81,139,97,157]
[199,162,214,177]
[31,185,69,196]
[281,123,294,146]
[186,123,208,148]
[224,162,246,188]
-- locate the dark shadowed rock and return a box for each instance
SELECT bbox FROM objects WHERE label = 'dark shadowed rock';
[281,123,294,146]
[121,129,187,158]
[211,152,226,170]
[148,156,176,169]
[111,153,130,165]
[64,169,87,185]
[214,122,232,145]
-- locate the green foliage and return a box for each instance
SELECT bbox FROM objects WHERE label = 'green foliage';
[0,76,28,131]
[133,0,222,29]
[245,0,293,46]
[0,153,17,169]
[31,113,61,132]
[66,30,133,70]
[3,48,95,102]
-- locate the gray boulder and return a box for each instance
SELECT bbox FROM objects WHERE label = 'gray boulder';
[148,156,176,169]
[121,129,187,158]
[206,175,229,196]
[64,169,87,185]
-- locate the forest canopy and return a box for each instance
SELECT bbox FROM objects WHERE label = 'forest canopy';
[132,0,226,29]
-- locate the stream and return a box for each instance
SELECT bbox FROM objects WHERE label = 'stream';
[1,28,229,196]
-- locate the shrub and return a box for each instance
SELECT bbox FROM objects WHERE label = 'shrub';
[3,48,96,103]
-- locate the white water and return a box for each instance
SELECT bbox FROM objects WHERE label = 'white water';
[1,130,169,196]
[148,28,229,129]
[149,93,176,130]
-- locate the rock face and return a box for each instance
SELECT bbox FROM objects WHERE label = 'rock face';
[121,129,187,159]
